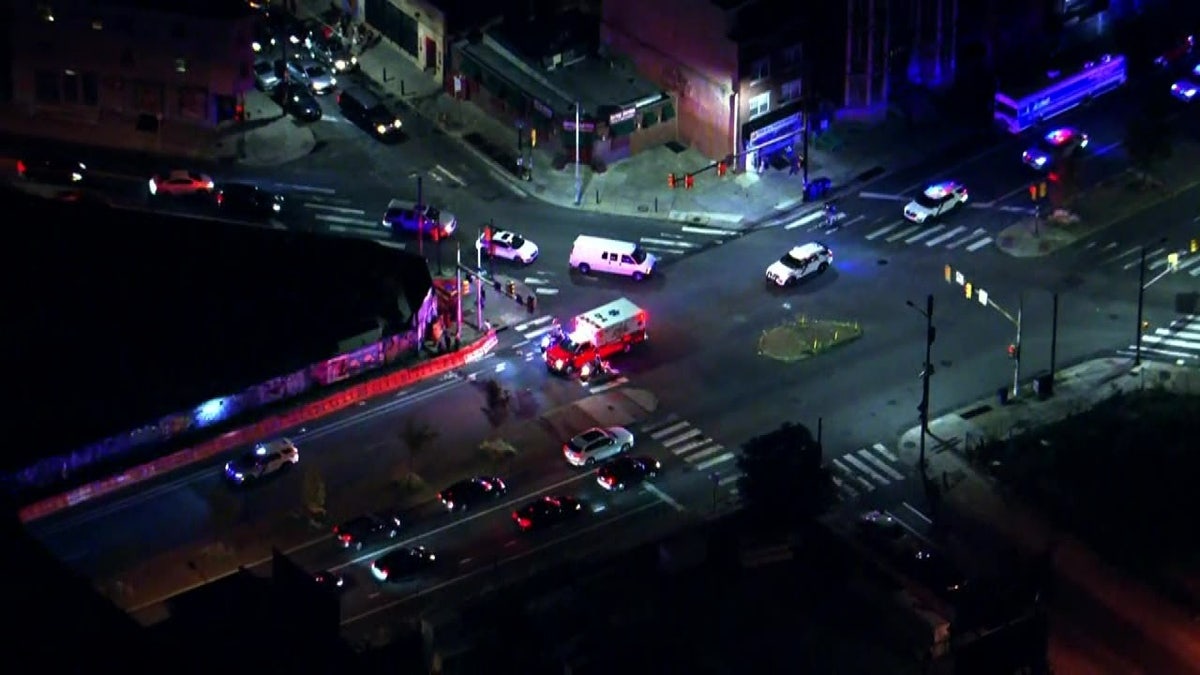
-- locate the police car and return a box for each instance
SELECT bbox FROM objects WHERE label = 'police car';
[1022,127,1089,170]
[765,242,833,287]
[476,229,539,264]
[903,181,969,223]
[223,439,299,484]
[1169,63,1200,102]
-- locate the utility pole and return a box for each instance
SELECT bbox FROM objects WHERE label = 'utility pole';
[573,102,582,206]
[1012,294,1023,398]
[416,175,424,258]
[1049,292,1059,380]
[801,60,812,186]
[1135,244,1147,365]
[455,242,463,341]
[907,295,935,476]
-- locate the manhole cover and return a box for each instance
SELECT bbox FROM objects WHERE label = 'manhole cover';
[637,205,649,212]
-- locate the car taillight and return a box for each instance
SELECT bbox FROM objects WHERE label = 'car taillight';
[600,475,613,485]
[216,193,224,205]
[339,533,352,542]
[16,160,26,176]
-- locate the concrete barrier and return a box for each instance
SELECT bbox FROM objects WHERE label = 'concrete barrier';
[18,330,497,523]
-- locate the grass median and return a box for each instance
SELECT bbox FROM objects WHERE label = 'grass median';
[757,316,863,362]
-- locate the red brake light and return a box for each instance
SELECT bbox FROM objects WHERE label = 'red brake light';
[339,533,352,542]
[16,160,26,176]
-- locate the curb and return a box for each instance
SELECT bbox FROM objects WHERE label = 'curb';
[18,330,500,524]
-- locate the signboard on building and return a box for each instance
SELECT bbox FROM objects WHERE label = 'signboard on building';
[745,111,801,152]
[563,120,595,132]
[609,108,636,125]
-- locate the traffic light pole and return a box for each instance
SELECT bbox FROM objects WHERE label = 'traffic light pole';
[1013,294,1023,398]
[455,242,463,340]
[920,294,933,476]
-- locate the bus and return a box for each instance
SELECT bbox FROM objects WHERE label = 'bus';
[994,54,1127,134]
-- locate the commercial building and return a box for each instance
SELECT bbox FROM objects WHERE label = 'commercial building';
[4,0,258,155]
[2,187,437,500]
[452,11,669,166]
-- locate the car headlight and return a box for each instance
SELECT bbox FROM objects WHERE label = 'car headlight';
[329,77,337,87]
[376,123,387,134]
[351,56,358,65]
[392,119,402,128]
[272,202,281,212]
[71,172,82,182]
[334,59,348,70]
[252,41,263,52]
[554,359,564,369]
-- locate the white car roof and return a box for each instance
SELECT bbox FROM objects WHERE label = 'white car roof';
[923,182,961,199]
[787,243,827,258]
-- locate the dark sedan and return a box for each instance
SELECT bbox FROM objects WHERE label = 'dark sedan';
[438,476,507,512]
[596,455,660,491]
[512,495,583,532]
[370,546,437,582]
[332,512,401,550]
[279,82,322,121]
[215,182,284,219]
[18,157,87,184]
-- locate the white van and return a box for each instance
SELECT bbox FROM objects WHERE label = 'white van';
[568,235,657,281]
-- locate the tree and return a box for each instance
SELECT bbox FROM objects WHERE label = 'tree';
[398,419,438,490]
[302,466,327,521]
[480,438,518,470]
[736,422,833,528]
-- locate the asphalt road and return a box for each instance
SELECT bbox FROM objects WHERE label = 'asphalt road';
[14,69,1198,665]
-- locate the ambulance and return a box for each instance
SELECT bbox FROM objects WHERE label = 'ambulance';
[544,298,648,378]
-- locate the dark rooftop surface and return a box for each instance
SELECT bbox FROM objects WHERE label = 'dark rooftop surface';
[2,189,427,469]
[101,0,257,20]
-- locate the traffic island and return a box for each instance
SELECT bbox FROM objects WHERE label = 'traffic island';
[757,316,863,362]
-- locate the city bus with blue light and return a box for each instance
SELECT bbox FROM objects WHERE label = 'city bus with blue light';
[994,54,1127,134]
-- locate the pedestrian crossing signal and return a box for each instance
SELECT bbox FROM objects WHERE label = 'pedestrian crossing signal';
[1007,344,1019,360]
[1039,181,1048,199]
[964,282,973,299]
[685,174,694,189]
[717,161,727,177]
[1029,184,1038,201]
[944,264,952,283]
[668,173,677,189]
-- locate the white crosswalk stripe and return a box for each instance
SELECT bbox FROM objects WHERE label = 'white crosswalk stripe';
[829,443,908,501]
[1090,240,1199,276]
[638,226,730,257]
[641,417,739,477]
[297,194,383,232]
[1117,315,1200,364]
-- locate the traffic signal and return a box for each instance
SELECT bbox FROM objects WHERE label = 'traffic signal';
[530,128,537,148]
[964,282,973,300]
[668,173,677,189]
[944,264,952,283]
[1191,238,1198,254]
[717,161,727,177]
[1038,181,1048,199]
[1028,184,1038,201]
[685,174,694,189]
[1007,344,1019,360]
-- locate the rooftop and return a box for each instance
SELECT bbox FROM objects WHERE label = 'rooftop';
[3,188,429,468]
[93,0,257,20]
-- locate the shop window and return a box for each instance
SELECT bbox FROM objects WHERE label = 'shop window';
[641,110,658,128]
[62,71,79,103]
[661,103,675,121]
[611,119,636,136]
[35,70,60,103]
[780,78,802,103]
[748,91,770,119]
[82,73,99,105]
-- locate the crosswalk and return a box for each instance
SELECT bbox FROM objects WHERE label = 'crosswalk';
[1117,314,1200,365]
[863,220,996,252]
[294,191,385,235]
[829,443,908,501]
[636,225,740,259]
[1088,240,1200,277]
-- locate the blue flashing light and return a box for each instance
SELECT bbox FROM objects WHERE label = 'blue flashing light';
[1044,128,1074,146]
[195,397,228,424]
[255,445,268,456]
[1171,81,1198,102]
[924,182,956,199]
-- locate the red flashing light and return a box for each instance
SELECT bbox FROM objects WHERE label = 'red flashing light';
[716,161,727,177]
[684,174,694,189]
[1028,184,1038,201]
[1007,344,1019,359]
[1047,172,1059,183]
[16,160,26,177]
[668,173,676,189]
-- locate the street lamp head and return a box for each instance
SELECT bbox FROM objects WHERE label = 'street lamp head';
[906,300,916,309]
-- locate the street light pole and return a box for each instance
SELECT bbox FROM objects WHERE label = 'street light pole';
[573,102,582,206]
[1012,294,1023,398]
[907,295,935,477]
[1135,244,1147,365]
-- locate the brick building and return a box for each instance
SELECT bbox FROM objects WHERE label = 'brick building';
[4,0,257,153]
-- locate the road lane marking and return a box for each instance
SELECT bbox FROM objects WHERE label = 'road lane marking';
[513,316,553,332]
[925,225,967,247]
[693,452,735,471]
[641,237,696,248]
[966,237,993,252]
[586,376,628,394]
[650,421,690,439]
[670,439,714,456]
[315,214,381,228]
[831,459,874,491]
[904,224,945,244]
[275,183,337,194]
[681,225,739,236]
[340,500,667,625]
[305,202,367,214]
[644,483,685,511]
[842,453,890,485]
[946,228,987,249]
[524,325,557,339]
[785,211,826,229]
[859,191,905,200]
[683,444,725,463]
[886,225,920,242]
[857,449,904,480]
[661,428,703,447]
[832,475,860,500]
[902,502,933,524]
[1122,247,1166,270]
[433,164,468,186]
[1103,246,1141,265]
[872,443,898,461]
[717,473,740,486]
[866,221,903,240]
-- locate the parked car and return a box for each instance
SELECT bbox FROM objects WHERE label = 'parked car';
[149,169,215,197]
[253,57,280,91]
[332,512,402,550]
[17,157,87,184]
[563,426,634,467]
[287,59,337,95]
[337,87,402,140]
[215,182,284,219]
[307,32,358,73]
[279,81,322,121]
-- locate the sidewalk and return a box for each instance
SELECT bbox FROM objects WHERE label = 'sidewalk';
[996,140,1200,258]
[893,358,1200,672]
[109,386,658,622]
[303,0,982,229]
[0,88,314,167]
